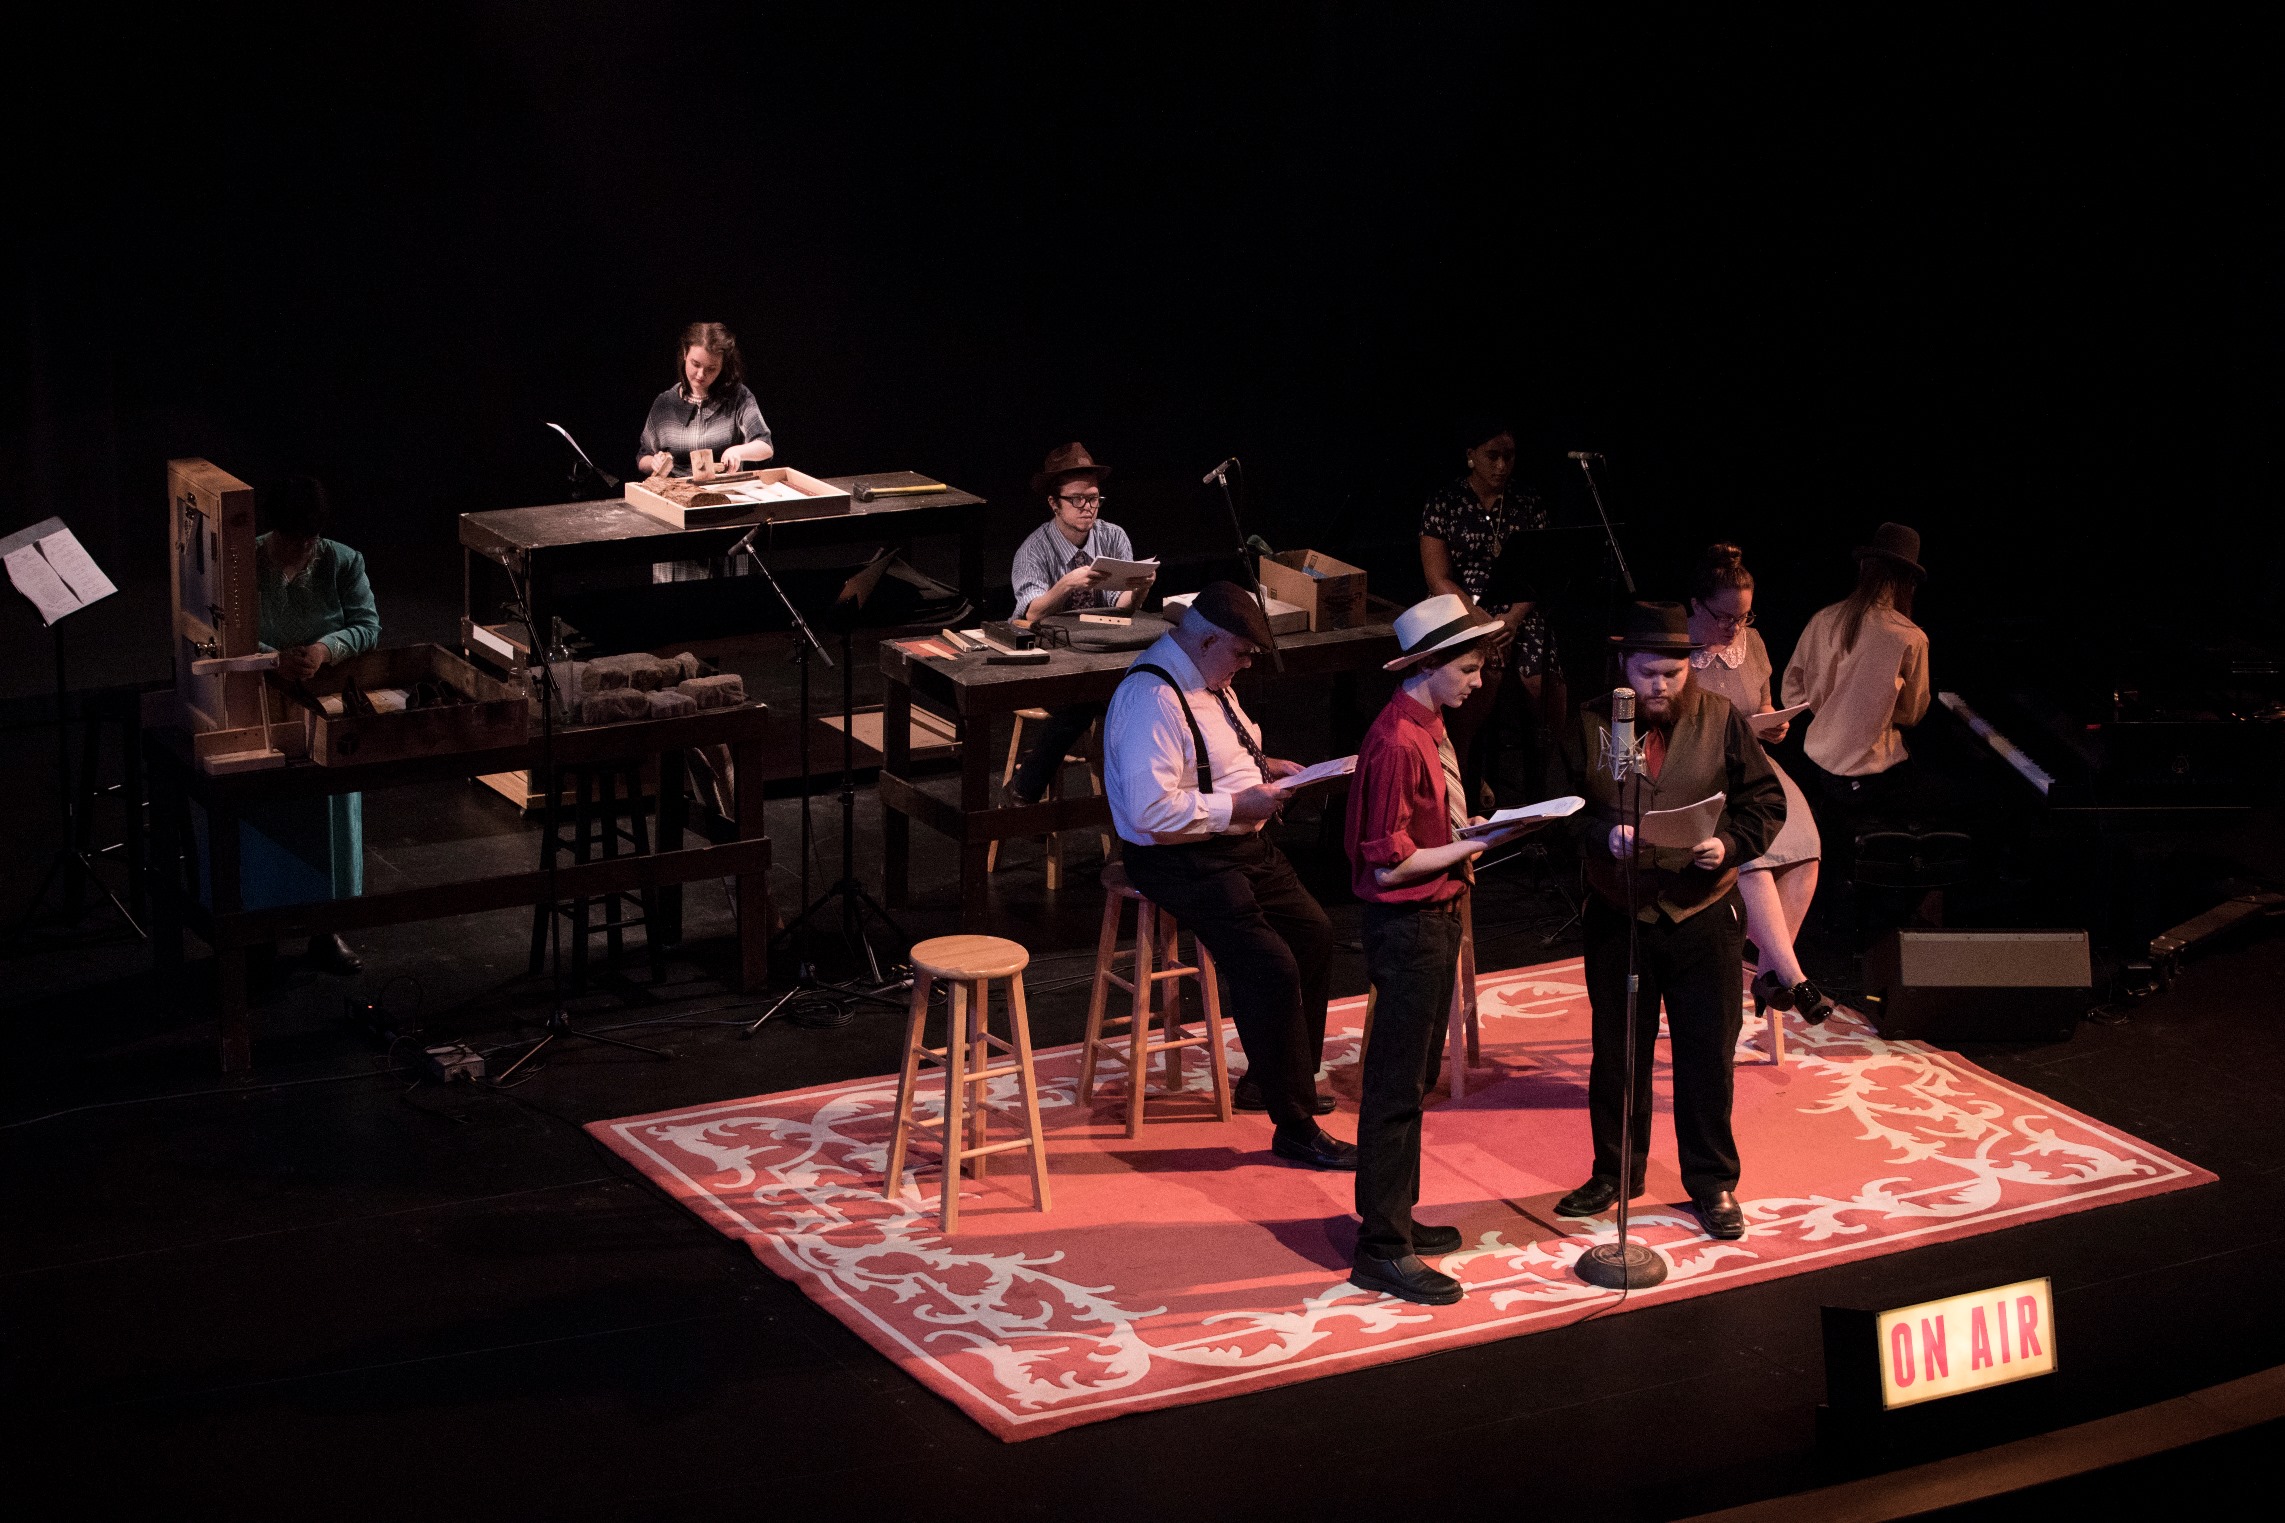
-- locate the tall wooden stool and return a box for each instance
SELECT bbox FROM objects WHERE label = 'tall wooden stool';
[1080,863,1234,1137]
[528,759,665,986]
[987,708,1107,889]
[884,935,1053,1232]
[1359,889,1481,1099]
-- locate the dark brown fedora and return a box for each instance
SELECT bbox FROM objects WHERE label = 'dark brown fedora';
[1030,441,1113,496]
[1854,521,1925,578]
[1183,580,1280,652]
[1606,600,1705,654]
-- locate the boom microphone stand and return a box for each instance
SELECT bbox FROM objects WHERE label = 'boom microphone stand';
[1571,453,1636,597]
[1203,457,1284,672]
[1575,706,1668,1291]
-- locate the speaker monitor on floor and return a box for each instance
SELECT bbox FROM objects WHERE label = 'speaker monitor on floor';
[1862,930,2092,1043]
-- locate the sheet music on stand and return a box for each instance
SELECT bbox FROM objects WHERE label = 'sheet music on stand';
[4,517,117,626]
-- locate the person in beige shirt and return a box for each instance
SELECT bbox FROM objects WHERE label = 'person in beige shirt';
[1782,522,1930,803]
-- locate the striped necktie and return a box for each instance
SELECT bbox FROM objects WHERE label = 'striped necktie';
[1437,730,1474,884]
[1211,687,1271,778]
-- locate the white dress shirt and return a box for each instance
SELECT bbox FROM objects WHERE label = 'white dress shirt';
[1781,599,1931,777]
[1105,632,1268,845]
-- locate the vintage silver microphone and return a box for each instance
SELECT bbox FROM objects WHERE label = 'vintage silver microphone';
[1610,687,1636,781]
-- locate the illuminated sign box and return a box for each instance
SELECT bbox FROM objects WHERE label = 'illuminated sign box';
[1822,1277,2058,1419]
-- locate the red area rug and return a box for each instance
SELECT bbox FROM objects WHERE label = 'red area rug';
[591,958,2213,1441]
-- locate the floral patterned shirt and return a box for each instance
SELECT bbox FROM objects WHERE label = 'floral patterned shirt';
[1419,478,1548,614]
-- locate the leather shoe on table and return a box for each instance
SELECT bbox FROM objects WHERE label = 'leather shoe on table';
[1692,1189,1747,1240]
[1269,1125,1359,1171]
[1233,1075,1337,1116]
[1553,1176,1644,1219]
[306,933,363,976]
[1351,1252,1463,1305]
[1409,1221,1463,1255]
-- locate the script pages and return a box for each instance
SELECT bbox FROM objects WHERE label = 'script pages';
[3,519,117,626]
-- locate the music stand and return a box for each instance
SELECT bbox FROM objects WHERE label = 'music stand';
[5,518,143,939]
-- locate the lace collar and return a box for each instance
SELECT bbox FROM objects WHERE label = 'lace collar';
[1690,637,1746,671]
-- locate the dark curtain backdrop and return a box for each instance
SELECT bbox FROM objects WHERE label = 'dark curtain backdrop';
[7,4,2277,689]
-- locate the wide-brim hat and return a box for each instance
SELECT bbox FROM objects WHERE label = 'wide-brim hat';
[1383,593,1499,671]
[1607,600,1705,654]
[1030,441,1113,496]
[1853,521,1925,578]
[1182,580,1280,652]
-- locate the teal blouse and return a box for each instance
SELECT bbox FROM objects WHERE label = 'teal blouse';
[256,535,381,660]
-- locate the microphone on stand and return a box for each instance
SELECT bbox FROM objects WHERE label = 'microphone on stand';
[1567,450,1605,461]
[1201,457,1239,485]
[1610,687,1636,781]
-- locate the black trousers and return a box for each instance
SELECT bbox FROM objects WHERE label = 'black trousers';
[1120,832,1333,1133]
[1354,900,1464,1259]
[1012,702,1103,803]
[1582,889,1747,1197]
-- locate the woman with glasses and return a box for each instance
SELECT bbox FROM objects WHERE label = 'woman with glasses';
[1420,418,1560,811]
[1006,442,1147,803]
[1685,543,1832,1027]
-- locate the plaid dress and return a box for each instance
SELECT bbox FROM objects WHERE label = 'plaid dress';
[1420,478,1551,677]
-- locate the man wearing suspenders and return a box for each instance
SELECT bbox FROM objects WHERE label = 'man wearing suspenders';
[1104,583,1358,1171]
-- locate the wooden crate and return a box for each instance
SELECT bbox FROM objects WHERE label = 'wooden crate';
[302,644,529,766]
[625,467,851,530]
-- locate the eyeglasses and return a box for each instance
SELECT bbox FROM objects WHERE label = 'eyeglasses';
[1055,494,1104,510]
[1702,607,1756,628]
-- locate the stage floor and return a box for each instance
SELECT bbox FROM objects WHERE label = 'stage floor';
[4,652,2283,1518]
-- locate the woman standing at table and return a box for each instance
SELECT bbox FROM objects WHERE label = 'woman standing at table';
[634,322,774,478]
[244,476,380,974]
[1685,543,1832,1026]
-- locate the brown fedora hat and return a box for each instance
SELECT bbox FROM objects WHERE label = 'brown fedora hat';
[1606,600,1705,654]
[1183,580,1280,652]
[1854,521,1925,578]
[1030,441,1113,496]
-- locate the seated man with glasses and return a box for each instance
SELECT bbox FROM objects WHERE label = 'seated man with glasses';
[1006,442,1150,803]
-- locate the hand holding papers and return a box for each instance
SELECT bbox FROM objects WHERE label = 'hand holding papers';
[1086,555,1159,593]
[1269,754,1357,792]
[1458,795,1584,840]
[1749,703,1808,741]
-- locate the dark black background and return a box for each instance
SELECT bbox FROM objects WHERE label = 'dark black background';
[8,3,2277,681]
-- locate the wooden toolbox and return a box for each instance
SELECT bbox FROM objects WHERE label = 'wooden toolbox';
[625,467,852,530]
[301,644,530,766]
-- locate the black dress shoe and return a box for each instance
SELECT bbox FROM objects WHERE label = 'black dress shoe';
[1269,1125,1359,1171]
[1409,1222,1463,1255]
[1791,980,1834,1025]
[1692,1189,1747,1240]
[1553,1176,1644,1218]
[1233,1075,1337,1115]
[306,933,363,976]
[1351,1252,1463,1305]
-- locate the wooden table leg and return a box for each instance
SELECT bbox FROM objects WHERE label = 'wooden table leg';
[733,735,769,993]
[959,719,993,929]
[883,673,913,909]
[208,800,251,1075]
[656,748,688,945]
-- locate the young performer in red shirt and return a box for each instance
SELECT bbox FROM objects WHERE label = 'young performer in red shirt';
[1343,594,1504,1305]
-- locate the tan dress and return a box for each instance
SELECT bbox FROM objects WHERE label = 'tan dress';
[1690,629,1819,871]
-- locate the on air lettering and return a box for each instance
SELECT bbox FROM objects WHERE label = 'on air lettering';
[1890,1322,1916,1385]
[1970,1306,1994,1370]
[2016,1295,2043,1358]
[1996,1300,2011,1362]
[1920,1316,1949,1380]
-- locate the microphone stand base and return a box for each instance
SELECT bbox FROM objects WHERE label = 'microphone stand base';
[1574,1238,1668,1290]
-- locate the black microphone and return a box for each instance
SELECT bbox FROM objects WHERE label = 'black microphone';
[1567,451,1605,461]
[1201,457,1239,485]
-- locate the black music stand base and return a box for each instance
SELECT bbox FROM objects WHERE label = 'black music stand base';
[1575,1239,1669,1290]
[494,1005,672,1083]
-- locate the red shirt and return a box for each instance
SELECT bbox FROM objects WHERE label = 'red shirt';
[1344,691,1467,906]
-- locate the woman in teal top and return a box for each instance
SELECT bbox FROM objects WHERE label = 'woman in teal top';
[245,477,379,973]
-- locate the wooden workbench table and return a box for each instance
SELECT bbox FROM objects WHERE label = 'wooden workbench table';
[145,702,773,1074]
[877,622,1399,926]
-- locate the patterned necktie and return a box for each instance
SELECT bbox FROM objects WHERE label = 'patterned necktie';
[1437,730,1475,884]
[1210,687,1271,779]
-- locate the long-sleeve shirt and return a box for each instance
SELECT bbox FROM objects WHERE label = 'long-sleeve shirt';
[1104,633,1268,845]
[1781,599,1930,777]
[1009,517,1135,616]
[256,536,380,662]
[1345,691,1467,905]
[636,383,771,472]
[1560,683,1784,923]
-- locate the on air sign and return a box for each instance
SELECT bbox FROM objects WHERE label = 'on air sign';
[1876,1276,2056,1409]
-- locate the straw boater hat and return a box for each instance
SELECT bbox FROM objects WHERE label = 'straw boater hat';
[1183,580,1281,653]
[1607,601,1705,654]
[1853,521,1925,579]
[1030,441,1113,497]
[1384,593,1499,672]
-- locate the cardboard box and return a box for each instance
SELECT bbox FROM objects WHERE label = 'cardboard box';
[301,644,530,766]
[1258,549,1368,631]
[1161,589,1311,637]
[625,467,852,530]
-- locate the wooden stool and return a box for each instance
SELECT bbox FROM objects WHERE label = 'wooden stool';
[528,759,665,987]
[986,708,1107,889]
[884,935,1052,1232]
[1359,888,1481,1099]
[1080,863,1234,1136]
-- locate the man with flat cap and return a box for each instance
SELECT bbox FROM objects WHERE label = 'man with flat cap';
[1105,582,1356,1170]
[1006,442,1152,805]
[1555,602,1786,1240]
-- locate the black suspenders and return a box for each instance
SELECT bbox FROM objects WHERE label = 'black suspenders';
[1127,663,1213,792]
